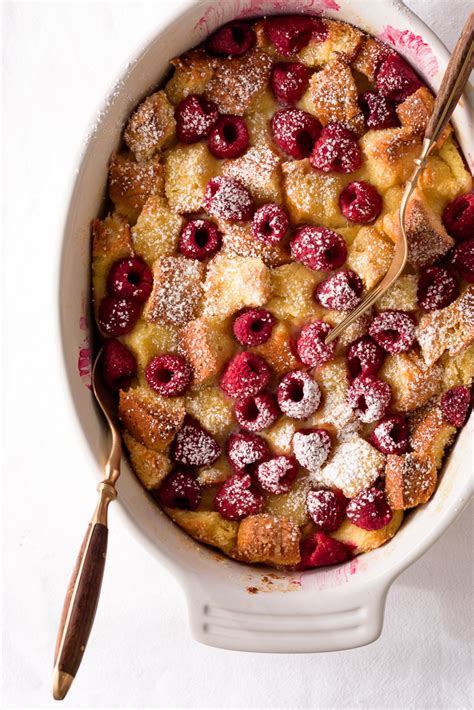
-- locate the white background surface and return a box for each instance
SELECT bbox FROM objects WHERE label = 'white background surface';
[2,1,473,708]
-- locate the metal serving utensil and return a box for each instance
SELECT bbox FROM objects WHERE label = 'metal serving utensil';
[326,12,474,345]
[52,349,121,701]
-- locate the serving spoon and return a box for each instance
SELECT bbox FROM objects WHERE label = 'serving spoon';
[326,12,474,344]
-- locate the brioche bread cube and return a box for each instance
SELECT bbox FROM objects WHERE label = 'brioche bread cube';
[420,139,472,211]
[253,322,299,375]
[202,254,272,319]
[119,386,185,451]
[297,19,364,67]
[396,87,435,134]
[185,385,234,439]
[180,317,234,384]
[262,416,297,455]
[377,274,418,312]
[380,352,443,412]
[308,60,364,133]
[165,49,217,105]
[385,451,437,509]
[144,256,204,327]
[265,474,311,527]
[352,37,392,81]
[440,346,474,390]
[164,142,219,214]
[219,220,289,268]
[417,287,474,366]
[131,195,184,262]
[245,89,280,147]
[402,192,454,268]
[198,457,232,487]
[122,320,180,376]
[236,514,301,566]
[311,358,357,435]
[282,159,349,228]
[316,435,385,498]
[346,226,394,289]
[222,145,282,203]
[123,431,171,489]
[205,49,272,115]
[409,406,456,469]
[165,508,239,555]
[91,213,133,312]
[124,91,176,161]
[108,154,164,223]
[267,262,322,322]
[360,128,421,191]
[331,510,403,554]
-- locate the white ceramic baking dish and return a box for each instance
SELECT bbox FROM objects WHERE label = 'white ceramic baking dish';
[58,0,473,652]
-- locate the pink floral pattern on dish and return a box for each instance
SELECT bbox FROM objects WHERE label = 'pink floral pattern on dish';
[78,303,92,390]
[379,25,439,78]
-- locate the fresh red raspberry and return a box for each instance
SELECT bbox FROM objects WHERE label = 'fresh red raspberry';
[417,266,458,310]
[346,335,385,378]
[203,177,255,222]
[443,193,474,242]
[220,352,271,399]
[233,308,275,346]
[145,354,192,397]
[252,203,289,245]
[98,296,141,337]
[265,15,327,56]
[175,95,219,143]
[292,428,332,472]
[370,414,409,455]
[450,238,474,283]
[107,257,153,303]
[291,226,347,271]
[359,91,399,130]
[369,310,416,353]
[157,469,201,510]
[315,270,363,311]
[270,62,310,104]
[297,532,350,570]
[440,386,471,427]
[347,374,391,423]
[102,339,137,391]
[257,455,298,494]
[306,489,347,531]
[346,487,393,531]
[296,321,336,368]
[376,53,423,102]
[235,391,279,432]
[271,107,322,159]
[208,115,249,159]
[214,473,265,521]
[310,123,362,174]
[277,370,321,419]
[339,181,383,224]
[226,431,270,475]
[206,20,255,56]
[172,416,220,467]
[178,219,221,260]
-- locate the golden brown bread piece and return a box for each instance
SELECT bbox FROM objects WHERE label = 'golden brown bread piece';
[124,91,176,161]
[219,220,289,268]
[118,386,185,452]
[416,287,474,367]
[222,144,282,203]
[165,49,217,105]
[352,37,391,81]
[91,213,134,313]
[184,385,234,439]
[236,514,301,566]
[379,352,443,412]
[108,154,164,222]
[205,49,272,115]
[396,87,434,134]
[144,256,204,327]
[394,193,455,268]
[346,226,394,289]
[360,127,422,191]
[131,195,184,263]
[164,142,219,214]
[165,508,239,555]
[282,158,348,228]
[202,254,272,319]
[385,452,437,509]
[253,322,299,375]
[297,19,364,66]
[409,406,456,469]
[308,60,364,133]
[331,510,404,554]
[180,317,234,384]
[267,262,323,322]
[122,431,171,489]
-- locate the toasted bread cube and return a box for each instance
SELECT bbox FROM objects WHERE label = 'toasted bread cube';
[297,19,364,67]
[219,220,289,268]
[145,256,204,327]
[253,322,299,375]
[346,226,394,289]
[331,510,403,554]
[236,514,301,566]
[180,317,234,385]
[124,91,175,161]
[401,193,454,268]
[164,142,219,214]
[377,274,418,312]
[185,385,234,438]
[417,287,474,366]
[165,508,239,555]
[267,262,323,322]
[380,352,443,412]
[119,386,185,451]
[245,89,279,147]
[317,435,385,498]
[360,128,421,191]
[282,159,349,228]
[165,49,217,105]
[91,213,133,311]
[420,139,472,212]
[352,38,392,81]
[308,60,364,131]
[263,416,298,455]
[409,406,456,469]
[131,195,184,262]
[123,432,171,489]
[202,255,272,319]
[396,87,435,134]
[122,320,179,374]
[197,457,232,487]
[205,49,272,115]
[385,452,437,509]
[222,145,282,203]
[265,474,311,527]
[440,346,474,390]
[108,154,164,222]
[311,358,356,435]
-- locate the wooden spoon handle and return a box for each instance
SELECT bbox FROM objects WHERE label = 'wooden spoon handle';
[425,12,474,142]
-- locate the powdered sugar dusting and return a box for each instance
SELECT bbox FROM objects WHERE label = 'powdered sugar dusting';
[316,435,385,498]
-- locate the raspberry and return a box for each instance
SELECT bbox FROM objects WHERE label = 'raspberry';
[369,310,416,353]
[296,320,336,367]
[265,15,327,56]
[292,428,332,472]
[443,193,474,242]
[370,414,409,455]
[440,386,471,427]
[220,352,271,398]
[102,339,137,391]
[271,107,321,159]
[346,487,393,531]
[203,177,255,222]
[359,91,399,130]
[107,257,153,303]
[346,335,385,378]
[339,181,383,224]
[175,95,219,143]
[252,203,289,245]
[450,238,474,283]
[417,266,458,310]
[157,469,201,510]
[277,370,321,419]
[310,123,362,174]
[347,374,391,423]
[376,53,423,102]
[297,532,350,570]
[226,431,270,475]
[315,270,363,311]
[235,391,279,432]
[270,62,310,104]
[178,219,221,260]
[145,354,192,397]
[233,308,275,346]
[214,473,265,521]
[257,455,298,494]
[306,489,347,531]
[206,20,255,56]
[172,417,220,467]
[208,115,249,159]
[98,296,141,337]
[291,226,347,271]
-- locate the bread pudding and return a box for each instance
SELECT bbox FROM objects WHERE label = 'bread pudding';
[91,15,473,570]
